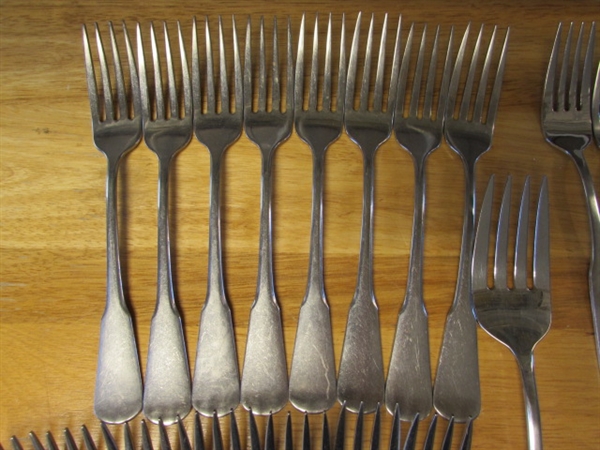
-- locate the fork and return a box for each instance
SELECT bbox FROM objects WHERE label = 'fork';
[433,24,510,422]
[137,21,193,424]
[191,15,242,417]
[336,12,401,415]
[593,60,600,147]
[83,22,143,424]
[542,22,600,365]
[385,23,453,421]
[289,13,346,414]
[473,176,551,450]
[240,16,294,415]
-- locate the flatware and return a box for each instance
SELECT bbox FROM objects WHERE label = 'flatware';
[542,22,599,366]
[191,15,242,417]
[336,12,401,414]
[83,22,143,424]
[473,176,551,450]
[240,16,294,415]
[385,23,453,421]
[289,12,346,414]
[433,24,509,422]
[137,21,193,424]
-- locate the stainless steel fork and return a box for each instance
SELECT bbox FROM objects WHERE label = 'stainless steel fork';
[385,23,453,421]
[83,22,143,424]
[336,13,401,415]
[541,22,599,366]
[433,24,510,422]
[191,15,242,417]
[137,21,193,425]
[473,176,551,450]
[240,16,294,415]
[289,13,346,414]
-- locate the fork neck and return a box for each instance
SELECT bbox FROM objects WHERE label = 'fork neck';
[156,155,176,308]
[256,144,277,301]
[305,149,326,301]
[206,150,227,302]
[105,155,125,309]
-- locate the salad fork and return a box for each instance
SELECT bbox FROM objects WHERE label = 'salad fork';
[191,15,242,417]
[240,16,294,415]
[433,24,510,422]
[137,21,193,424]
[337,12,401,414]
[83,22,143,424]
[385,23,453,421]
[542,22,599,365]
[473,176,551,450]
[289,13,346,414]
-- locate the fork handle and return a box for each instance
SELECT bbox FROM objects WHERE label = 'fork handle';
[517,352,543,450]
[571,150,600,366]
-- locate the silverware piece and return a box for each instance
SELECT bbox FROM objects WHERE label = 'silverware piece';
[289,12,346,414]
[191,15,242,417]
[337,12,401,414]
[473,176,551,450]
[137,21,193,424]
[241,16,294,415]
[83,22,143,424]
[433,24,510,422]
[593,60,600,147]
[542,22,600,365]
[385,23,453,420]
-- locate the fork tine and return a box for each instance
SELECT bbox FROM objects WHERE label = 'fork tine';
[472,26,496,123]
[232,17,243,114]
[45,432,58,450]
[580,22,596,111]
[534,177,550,292]
[359,14,374,111]
[194,413,205,450]
[64,429,77,450]
[346,12,362,112]
[107,22,128,120]
[178,416,192,450]
[494,176,512,289]
[353,403,364,450]
[205,17,216,113]
[159,419,173,450]
[543,23,562,111]
[558,23,573,111]
[265,414,275,450]
[421,25,439,119]
[141,420,153,450]
[29,431,44,450]
[218,16,230,114]
[439,417,454,450]
[124,423,135,450]
[322,413,331,450]
[286,16,294,113]
[484,27,509,127]
[396,23,414,117]
[514,177,531,289]
[285,413,294,450]
[401,414,418,450]
[408,24,427,117]
[458,25,483,121]
[309,14,319,111]
[244,17,253,112]
[435,26,454,120]
[249,410,261,450]
[81,425,97,450]
[458,417,473,450]
[334,402,346,450]
[388,404,400,450]
[322,14,333,111]
[163,23,179,119]
[213,412,223,450]
[302,413,310,450]
[422,414,438,450]
[137,23,151,121]
[10,437,23,450]
[336,14,347,113]
[231,410,241,450]
[95,23,114,122]
[295,13,306,111]
[270,17,282,112]
[148,23,165,120]
[258,17,267,111]
[122,22,140,118]
[83,24,100,125]
[446,23,470,119]
[568,23,584,111]
[192,17,201,115]
[472,175,495,291]
[100,422,118,450]
[373,14,388,112]
[370,404,381,450]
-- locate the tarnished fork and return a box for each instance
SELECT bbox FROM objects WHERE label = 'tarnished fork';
[542,22,599,365]
[385,23,453,424]
[240,16,294,415]
[191,15,242,417]
[289,12,346,414]
[137,21,193,424]
[82,22,143,424]
[337,12,402,414]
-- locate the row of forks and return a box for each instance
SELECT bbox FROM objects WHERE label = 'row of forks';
[83,12,553,449]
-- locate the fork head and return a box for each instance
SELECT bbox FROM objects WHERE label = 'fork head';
[444,25,510,165]
[393,24,453,159]
[137,21,193,157]
[83,22,142,158]
[244,16,294,152]
[542,22,596,154]
[473,176,551,357]
[294,13,346,152]
[192,16,243,154]
[344,13,401,154]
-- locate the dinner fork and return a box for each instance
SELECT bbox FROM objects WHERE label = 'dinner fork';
[191,15,242,417]
[241,16,294,415]
[433,24,510,422]
[336,12,401,415]
[542,22,600,366]
[289,13,346,414]
[473,176,550,450]
[83,22,143,424]
[137,21,193,424]
[385,23,453,421]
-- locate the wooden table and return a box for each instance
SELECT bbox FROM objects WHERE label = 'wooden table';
[1,0,599,448]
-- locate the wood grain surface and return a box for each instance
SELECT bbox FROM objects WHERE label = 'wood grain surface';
[1,0,599,448]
